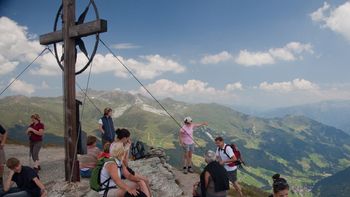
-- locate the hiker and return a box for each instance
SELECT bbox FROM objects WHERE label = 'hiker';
[269,174,289,197]
[79,136,101,178]
[99,142,150,197]
[215,137,243,197]
[193,150,229,197]
[113,128,151,196]
[0,124,7,186]
[98,142,111,159]
[26,114,44,173]
[1,158,47,197]
[179,116,208,174]
[98,107,115,146]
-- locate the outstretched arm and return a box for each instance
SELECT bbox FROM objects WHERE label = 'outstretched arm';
[193,122,208,129]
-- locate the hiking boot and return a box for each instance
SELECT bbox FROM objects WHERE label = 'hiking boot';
[183,167,188,174]
[188,166,194,173]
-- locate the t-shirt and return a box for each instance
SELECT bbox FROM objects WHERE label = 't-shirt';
[216,144,237,171]
[12,166,41,197]
[79,146,101,169]
[0,124,6,134]
[29,122,44,142]
[180,124,194,145]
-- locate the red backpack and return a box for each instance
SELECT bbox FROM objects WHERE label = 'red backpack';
[218,144,243,167]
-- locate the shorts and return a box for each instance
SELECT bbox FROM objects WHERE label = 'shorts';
[182,144,195,152]
[80,169,92,178]
[0,146,5,165]
[227,170,238,183]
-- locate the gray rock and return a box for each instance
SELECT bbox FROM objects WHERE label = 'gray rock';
[46,147,183,197]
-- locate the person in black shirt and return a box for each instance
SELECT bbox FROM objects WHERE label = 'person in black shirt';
[0,124,7,186]
[1,158,47,197]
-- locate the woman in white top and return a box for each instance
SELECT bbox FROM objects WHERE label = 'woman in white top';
[100,142,150,197]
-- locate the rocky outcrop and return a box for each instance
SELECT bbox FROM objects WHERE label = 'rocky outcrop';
[49,148,183,197]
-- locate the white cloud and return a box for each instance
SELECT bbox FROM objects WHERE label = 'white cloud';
[1,17,185,80]
[311,2,350,41]
[235,42,313,66]
[225,82,243,91]
[0,17,43,75]
[9,79,35,95]
[200,51,233,64]
[112,43,141,50]
[235,50,275,66]
[259,78,319,92]
[138,79,236,103]
[89,54,186,79]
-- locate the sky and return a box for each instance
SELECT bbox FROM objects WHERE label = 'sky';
[1,0,350,110]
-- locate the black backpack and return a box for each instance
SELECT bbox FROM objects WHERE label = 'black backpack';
[131,141,146,160]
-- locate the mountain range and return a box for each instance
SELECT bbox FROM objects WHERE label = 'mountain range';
[1,90,350,196]
[258,100,350,135]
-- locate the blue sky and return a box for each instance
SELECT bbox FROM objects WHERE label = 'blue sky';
[1,0,350,109]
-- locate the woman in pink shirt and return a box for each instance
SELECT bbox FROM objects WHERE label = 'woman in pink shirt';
[179,116,208,174]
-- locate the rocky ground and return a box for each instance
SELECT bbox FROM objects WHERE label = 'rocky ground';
[3,145,196,197]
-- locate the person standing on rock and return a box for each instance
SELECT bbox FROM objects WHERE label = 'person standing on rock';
[26,114,44,173]
[0,124,7,186]
[179,117,208,174]
[215,137,243,197]
[98,107,115,147]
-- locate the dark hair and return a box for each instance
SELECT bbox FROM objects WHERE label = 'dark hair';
[215,136,224,142]
[6,158,20,169]
[272,174,289,194]
[104,107,112,116]
[116,128,131,140]
[87,135,97,146]
[103,142,111,153]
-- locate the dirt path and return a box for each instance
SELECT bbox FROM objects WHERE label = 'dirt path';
[173,168,199,196]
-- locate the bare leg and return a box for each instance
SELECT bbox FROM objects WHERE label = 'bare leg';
[136,174,151,196]
[188,151,193,167]
[233,181,243,197]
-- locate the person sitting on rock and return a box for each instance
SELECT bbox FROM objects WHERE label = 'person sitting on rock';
[99,142,150,197]
[79,135,101,178]
[269,174,289,197]
[193,150,229,197]
[98,142,111,159]
[113,128,151,196]
[1,157,47,197]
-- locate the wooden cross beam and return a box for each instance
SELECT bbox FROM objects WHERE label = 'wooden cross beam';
[39,0,107,182]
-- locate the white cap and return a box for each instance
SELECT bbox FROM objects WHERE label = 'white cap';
[184,116,192,123]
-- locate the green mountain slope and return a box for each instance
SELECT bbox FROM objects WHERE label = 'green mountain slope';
[312,166,350,197]
[1,91,350,196]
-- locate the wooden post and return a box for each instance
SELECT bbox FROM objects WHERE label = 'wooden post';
[62,0,79,182]
[39,0,107,182]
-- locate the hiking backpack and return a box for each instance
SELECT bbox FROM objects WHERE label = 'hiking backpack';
[90,157,121,193]
[131,141,146,160]
[218,144,244,167]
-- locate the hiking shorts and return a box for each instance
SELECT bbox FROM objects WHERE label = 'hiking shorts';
[0,146,5,165]
[227,170,238,183]
[182,144,195,152]
[29,141,42,161]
